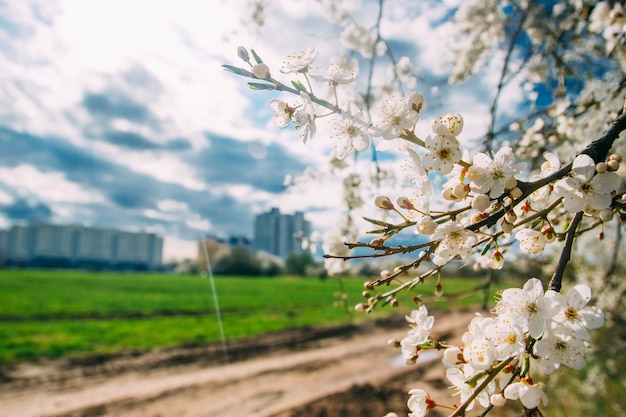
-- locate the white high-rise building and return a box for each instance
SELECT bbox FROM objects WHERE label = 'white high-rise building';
[252,208,311,258]
[0,223,163,270]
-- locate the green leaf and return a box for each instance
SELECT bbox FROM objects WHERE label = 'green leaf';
[248,82,276,90]
[363,216,391,227]
[291,80,308,92]
[366,228,388,235]
[251,49,263,64]
[480,240,493,256]
[222,64,255,78]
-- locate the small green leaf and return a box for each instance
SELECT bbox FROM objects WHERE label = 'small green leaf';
[248,82,276,90]
[366,228,388,235]
[250,49,263,64]
[480,240,493,256]
[363,216,391,227]
[291,80,308,92]
[222,64,255,78]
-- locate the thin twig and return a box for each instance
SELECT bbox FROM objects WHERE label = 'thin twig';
[548,211,583,292]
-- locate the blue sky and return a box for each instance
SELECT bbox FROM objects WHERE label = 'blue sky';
[0,0,516,260]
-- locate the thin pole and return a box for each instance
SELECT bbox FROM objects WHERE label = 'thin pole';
[200,240,228,362]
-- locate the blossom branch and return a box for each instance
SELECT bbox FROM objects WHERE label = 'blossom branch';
[548,211,583,293]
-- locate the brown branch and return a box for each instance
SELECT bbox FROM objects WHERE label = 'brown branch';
[548,211,583,292]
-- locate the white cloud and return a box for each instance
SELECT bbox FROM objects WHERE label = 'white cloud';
[0,164,105,203]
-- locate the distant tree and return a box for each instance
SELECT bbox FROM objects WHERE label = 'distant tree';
[285,251,316,276]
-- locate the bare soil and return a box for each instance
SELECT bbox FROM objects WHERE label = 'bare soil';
[0,310,475,417]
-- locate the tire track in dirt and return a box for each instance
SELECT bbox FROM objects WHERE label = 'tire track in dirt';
[0,310,474,417]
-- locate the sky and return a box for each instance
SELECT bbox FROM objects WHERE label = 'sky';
[0,0,517,261]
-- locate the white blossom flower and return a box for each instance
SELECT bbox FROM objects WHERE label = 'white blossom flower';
[328,106,370,159]
[402,148,433,213]
[292,93,316,143]
[515,229,547,256]
[552,284,605,339]
[462,313,498,370]
[553,154,620,213]
[495,278,561,339]
[432,113,464,137]
[407,389,430,417]
[372,93,419,140]
[401,306,435,361]
[431,221,477,266]
[280,46,318,73]
[483,314,526,361]
[442,347,464,368]
[340,23,375,57]
[310,59,359,85]
[504,380,549,409]
[534,324,587,374]
[468,147,526,198]
[541,152,561,176]
[422,134,462,175]
[446,365,491,411]
[269,99,295,128]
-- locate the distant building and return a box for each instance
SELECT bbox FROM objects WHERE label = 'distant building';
[0,222,163,270]
[252,208,311,258]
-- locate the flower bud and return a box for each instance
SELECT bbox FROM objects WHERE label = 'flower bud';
[442,188,457,201]
[599,208,614,222]
[509,187,523,199]
[354,303,367,312]
[504,209,517,224]
[607,159,620,171]
[396,196,415,210]
[252,63,271,78]
[374,195,394,210]
[609,153,622,163]
[237,46,250,62]
[490,394,507,407]
[472,193,491,211]
[596,162,607,173]
[364,281,375,290]
[391,298,399,307]
[380,269,391,279]
[408,91,424,113]
[434,283,444,297]
[541,225,556,243]
[501,220,514,234]
[370,237,386,246]
[387,339,401,348]
[362,290,371,298]
[453,183,470,200]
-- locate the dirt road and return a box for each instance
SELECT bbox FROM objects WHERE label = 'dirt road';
[0,310,474,417]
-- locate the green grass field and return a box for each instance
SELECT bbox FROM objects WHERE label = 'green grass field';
[0,269,506,365]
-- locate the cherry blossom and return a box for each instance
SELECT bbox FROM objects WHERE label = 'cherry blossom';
[483,314,526,361]
[371,93,420,140]
[328,106,370,159]
[446,365,492,411]
[280,46,318,73]
[553,154,620,213]
[269,99,295,128]
[552,284,605,339]
[467,147,526,198]
[402,148,433,213]
[432,113,464,137]
[407,389,429,417]
[494,277,560,339]
[431,221,477,265]
[310,59,359,85]
[422,134,462,175]
[504,379,549,409]
[534,324,588,374]
[292,93,316,143]
[515,228,547,255]
[400,306,435,361]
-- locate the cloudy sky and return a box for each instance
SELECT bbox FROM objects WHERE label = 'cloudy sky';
[0,0,514,261]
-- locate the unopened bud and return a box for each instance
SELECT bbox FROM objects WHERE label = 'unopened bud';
[362,290,371,298]
[380,269,391,279]
[387,339,401,348]
[504,210,517,224]
[434,283,444,297]
[374,195,394,210]
[472,193,491,211]
[607,159,620,171]
[453,183,470,200]
[598,230,604,240]
[596,162,607,173]
[370,237,385,246]
[354,303,367,313]
[490,394,507,407]
[541,225,556,243]
[509,187,523,199]
[391,298,399,307]
[252,63,271,78]
[412,295,422,305]
[609,153,622,163]
[364,281,375,290]
[599,208,614,222]
[237,46,250,62]
[501,220,514,234]
[409,92,424,113]
[396,196,415,210]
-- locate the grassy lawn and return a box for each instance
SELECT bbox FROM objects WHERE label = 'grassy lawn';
[0,269,506,365]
